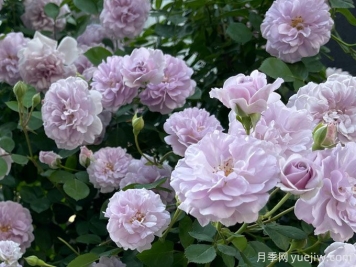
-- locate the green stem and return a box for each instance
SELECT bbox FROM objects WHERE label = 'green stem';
[159,151,174,164]
[269,187,280,199]
[160,209,183,241]
[262,193,291,219]
[59,164,80,172]
[299,240,321,254]
[261,206,295,225]
[57,237,79,256]
[331,34,356,47]
[134,134,157,166]
[226,222,248,242]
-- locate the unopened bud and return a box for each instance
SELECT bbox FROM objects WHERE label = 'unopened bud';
[25,256,55,267]
[13,81,28,101]
[312,122,337,151]
[132,113,144,135]
[32,93,41,107]
[79,146,94,168]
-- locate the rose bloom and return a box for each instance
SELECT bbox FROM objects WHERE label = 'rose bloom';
[163,107,223,156]
[39,151,62,169]
[90,256,126,267]
[0,201,34,252]
[318,242,356,267]
[288,74,356,144]
[18,31,78,92]
[0,240,23,266]
[119,156,174,205]
[139,55,196,114]
[210,70,283,116]
[0,32,29,85]
[77,24,108,46]
[261,0,333,63]
[87,147,132,193]
[42,77,103,150]
[228,101,314,158]
[121,47,165,88]
[21,0,70,32]
[104,188,171,252]
[171,131,279,227]
[100,0,150,39]
[295,143,356,242]
[91,56,139,112]
[326,67,350,78]
[0,147,13,180]
[278,153,323,199]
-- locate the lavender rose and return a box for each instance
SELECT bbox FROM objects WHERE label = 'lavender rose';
[318,242,356,266]
[90,256,126,267]
[0,240,23,266]
[39,151,62,169]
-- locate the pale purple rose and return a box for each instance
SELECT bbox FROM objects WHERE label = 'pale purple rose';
[0,263,21,267]
[0,241,23,266]
[74,45,95,81]
[18,32,78,92]
[90,256,126,267]
[288,74,356,144]
[0,201,34,252]
[278,153,323,199]
[77,24,108,46]
[121,48,165,88]
[228,101,314,157]
[326,67,350,78]
[261,0,333,63]
[210,70,283,116]
[295,143,356,242]
[42,77,103,150]
[0,147,13,180]
[164,107,223,156]
[171,131,279,227]
[104,188,170,252]
[318,242,356,267]
[39,151,62,169]
[99,0,150,39]
[0,33,29,85]
[79,146,94,168]
[21,0,70,32]
[91,56,139,112]
[119,156,174,205]
[87,147,132,193]
[139,55,196,114]
[91,110,112,145]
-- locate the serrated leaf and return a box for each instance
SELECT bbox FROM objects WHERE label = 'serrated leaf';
[0,137,15,152]
[188,231,214,242]
[230,235,248,252]
[263,226,290,250]
[265,224,307,240]
[67,253,99,267]
[137,240,174,267]
[84,46,113,66]
[76,234,101,244]
[11,154,29,165]
[185,244,216,264]
[217,244,238,257]
[44,3,60,19]
[63,179,90,201]
[179,216,194,248]
[220,253,235,267]
[73,0,98,14]
[259,57,294,82]
[0,158,8,178]
[226,22,253,44]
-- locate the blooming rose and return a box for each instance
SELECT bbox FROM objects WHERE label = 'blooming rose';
[0,201,34,252]
[77,24,108,46]
[295,143,356,241]
[39,151,62,169]
[42,77,103,150]
[261,0,334,63]
[163,107,223,156]
[0,33,29,85]
[0,147,13,180]
[100,0,151,39]
[18,31,78,92]
[139,55,196,114]
[0,240,23,266]
[288,74,356,144]
[104,189,171,252]
[278,153,323,199]
[91,56,139,112]
[228,101,314,157]
[326,67,350,78]
[90,256,126,267]
[210,70,283,116]
[171,131,279,226]
[318,242,356,266]
[121,47,165,88]
[21,0,70,32]
[87,147,132,193]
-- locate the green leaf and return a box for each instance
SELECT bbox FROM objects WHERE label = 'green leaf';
[30,197,51,213]
[63,179,90,201]
[179,215,194,248]
[187,87,202,100]
[185,244,216,264]
[217,244,238,257]
[188,231,214,242]
[137,240,174,267]
[44,3,60,19]
[230,234,248,252]
[220,254,235,267]
[259,57,294,82]
[265,224,308,240]
[301,56,324,73]
[0,158,8,178]
[23,86,38,108]
[226,23,253,44]
[336,8,356,25]
[49,170,75,184]
[58,148,79,158]
[5,101,19,112]
[65,155,77,170]
[191,220,217,238]
[288,62,308,80]
[73,0,98,14]
[156,0,163,9]
[263,226,290,250]
[67,253,99,267]
[0,137,15,152]
[84,46,113,66]
[75,171,89,183]
[76,234,101,244]
[11,154,28,165]
[329,0,354,8]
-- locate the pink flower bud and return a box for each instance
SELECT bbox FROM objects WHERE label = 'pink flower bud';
[39,151,62,169]
[79,146,93,168]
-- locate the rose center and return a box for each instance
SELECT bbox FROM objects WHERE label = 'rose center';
[105,162,114,172]
[130,211,145,223]
[213,158,234,177]
[0,225,11,233]
[291,16,304,30]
